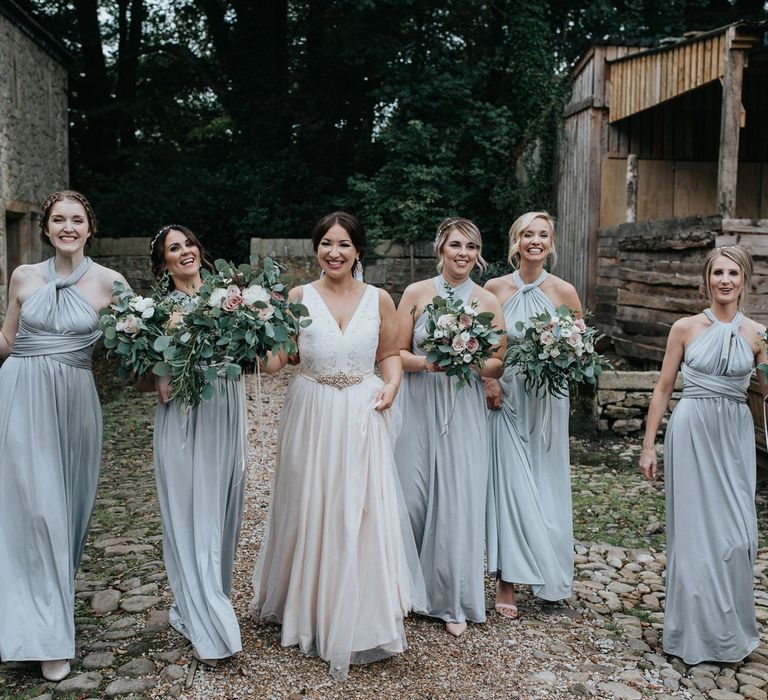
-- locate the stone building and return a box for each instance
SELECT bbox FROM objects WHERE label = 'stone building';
[0,0,69,316]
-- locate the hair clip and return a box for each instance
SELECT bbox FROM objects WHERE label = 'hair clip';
[150,225,181,252]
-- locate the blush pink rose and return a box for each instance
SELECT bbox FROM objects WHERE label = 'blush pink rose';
[451,335,466,352]
[459,313,473,329]
[465,336,480,353]
[222,285,243,312]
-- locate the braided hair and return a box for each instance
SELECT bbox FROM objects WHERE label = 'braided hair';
[39,190,98,248]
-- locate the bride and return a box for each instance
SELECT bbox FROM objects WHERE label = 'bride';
[251,211,425,678]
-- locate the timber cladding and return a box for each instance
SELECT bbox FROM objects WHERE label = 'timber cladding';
[596,216,719,363]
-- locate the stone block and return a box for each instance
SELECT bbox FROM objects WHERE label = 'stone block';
[612,418,643,433]
[598,371,683,391]
[597,390,626,405]
[93,237,151,257]
[604,405,642,419]
[624,392,652,408]
[372,240,407,257]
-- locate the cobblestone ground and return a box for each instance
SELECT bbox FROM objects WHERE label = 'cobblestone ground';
[2,360,768,700]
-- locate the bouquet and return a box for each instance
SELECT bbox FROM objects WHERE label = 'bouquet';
[99,280,181,380]
[759,332,768,381]
[505,305,612,398]
[157,257,310,407]
[419,288,502,387]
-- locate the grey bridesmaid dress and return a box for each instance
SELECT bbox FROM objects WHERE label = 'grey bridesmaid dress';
[663,308,759,663]
[394,275,488,624]
[153,291,246,659]
[486,270,573,601]
[0,257,102,661]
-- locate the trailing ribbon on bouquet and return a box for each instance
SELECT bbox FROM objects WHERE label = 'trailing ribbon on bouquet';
[440,378,458,435]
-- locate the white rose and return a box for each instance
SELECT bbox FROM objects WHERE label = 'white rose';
[129,296,155,319]
[460,330,471,343]
[463,353,473,363]
[243,284,270,307]
[434,329,444,339]
[208,287,228,308]
[437,314,457,330]
[117,314,140,335]
[560,327,572,338]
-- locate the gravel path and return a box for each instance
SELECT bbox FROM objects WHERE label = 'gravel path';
[2,361,768,700]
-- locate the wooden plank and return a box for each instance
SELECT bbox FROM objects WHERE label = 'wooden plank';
[600,157,628,228]
[717,28,745,217]
[612,337,666,362]
[674,161,718,217]
[735,163,762,219]
[716,232,768,255]
[626,154,638,223]
[638,160,674,220]
[719,220,768,235]
[620,268,700,286]
[618,289,704,313]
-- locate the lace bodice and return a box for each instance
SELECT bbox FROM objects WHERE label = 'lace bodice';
[299,283,380,376]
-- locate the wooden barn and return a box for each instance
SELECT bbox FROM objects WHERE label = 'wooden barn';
[555,21,768,448]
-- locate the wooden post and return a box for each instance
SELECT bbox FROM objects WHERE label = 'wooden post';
[626,154,638,223]
[716,26,746,218]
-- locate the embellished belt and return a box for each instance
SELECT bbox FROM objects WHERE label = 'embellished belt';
[300,370,372,389]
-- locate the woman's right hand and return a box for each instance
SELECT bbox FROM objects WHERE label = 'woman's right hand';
[483,378,503,410]
[155,375,172,404]
[639,446,657,480]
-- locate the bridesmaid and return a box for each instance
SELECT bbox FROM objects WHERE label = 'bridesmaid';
[0,191,127,681]
[640,245,766,664]
[149,225,246,666]
[394,217,505,637]
[483,211,581,616]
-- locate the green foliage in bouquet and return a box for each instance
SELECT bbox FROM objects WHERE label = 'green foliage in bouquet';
[419,288,502,388]
[759,332,768,383]
[157,257,310,408]
[505,305,612,399]
[99,279,180,380]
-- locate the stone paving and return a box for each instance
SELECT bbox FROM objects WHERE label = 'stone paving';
[1,362,768,699]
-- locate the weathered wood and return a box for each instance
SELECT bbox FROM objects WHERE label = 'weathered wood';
[617,304,682,328]
[619,227,716,251]
[626,154,638,223]
[618,289,704,313]
[717,26,746,218]
[612,337,666,362]
[720,219,768,235]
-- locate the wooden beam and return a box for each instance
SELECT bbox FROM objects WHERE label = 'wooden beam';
[716,26,747,218]
[626,154,638,223]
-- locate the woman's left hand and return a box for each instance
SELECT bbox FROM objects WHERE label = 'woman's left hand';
[374,382,398,411]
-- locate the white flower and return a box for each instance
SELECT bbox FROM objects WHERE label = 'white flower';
[434,329,444,339]
[243,284,270,307]
[540,331,555,345]
[116,314,140,335]
[560,327,573,338]
[463,353,473,363]
[209,287,228,308]
[437,314,457,330]
[129,296,155,319]
[460,330,471,343]
[585,341,594,353]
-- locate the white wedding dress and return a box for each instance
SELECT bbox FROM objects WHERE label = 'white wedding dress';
[251,283,425,679]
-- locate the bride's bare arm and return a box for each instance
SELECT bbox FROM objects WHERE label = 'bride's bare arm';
[375,289,401,410]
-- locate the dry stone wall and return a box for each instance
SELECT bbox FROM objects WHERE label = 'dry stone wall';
[0,9,68,314]
[596,371,683,435]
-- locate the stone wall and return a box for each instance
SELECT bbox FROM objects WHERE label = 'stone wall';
[251,238,438,301]
[90,237,154,294]
[0,8,68,314]
[595,371,683,435]
[88,236,441,300]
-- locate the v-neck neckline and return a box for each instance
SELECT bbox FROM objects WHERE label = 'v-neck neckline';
[309,282,369,335]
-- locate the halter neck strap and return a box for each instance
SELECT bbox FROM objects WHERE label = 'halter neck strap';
[702,307,743,332]
[436,274,474,300]
[45,257,93,289]
[512,269,548,293]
